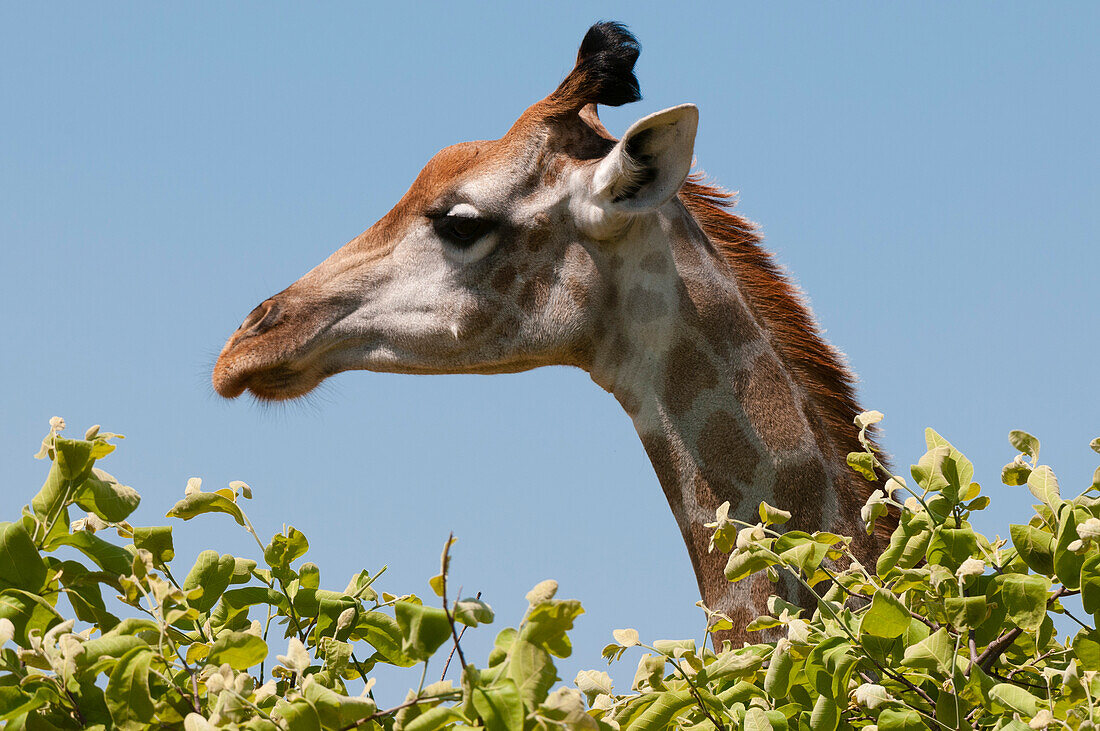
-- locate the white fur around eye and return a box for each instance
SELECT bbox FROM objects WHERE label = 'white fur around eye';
[447,203,480,218]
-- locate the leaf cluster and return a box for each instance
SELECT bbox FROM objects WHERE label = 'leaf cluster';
[2,415,1099,729]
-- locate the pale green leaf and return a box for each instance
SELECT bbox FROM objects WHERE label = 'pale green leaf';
[472,680,524,731]
[73,469,140,523]
[167,491,244,526]
[453,597,494,628]
[861,590,910,638]
[758,501,792,526]
[0,522,46,593]
[395,601,451,661]
[1009,523,1054,575]
[900,627,953,673]
[131,525,173,565]
[182,551,235,612]
[105,647,155,728]
[1001,574,1051,632]
[1008,430,1040,460]
[207,630,268,670]
[988,682,1040,716]
[1026,465,1060,507]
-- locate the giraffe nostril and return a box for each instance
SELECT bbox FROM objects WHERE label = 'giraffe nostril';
[237,299,282,337]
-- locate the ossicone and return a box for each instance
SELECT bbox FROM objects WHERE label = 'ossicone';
[550,21,642,114]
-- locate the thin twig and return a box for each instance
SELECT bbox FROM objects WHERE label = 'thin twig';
[977,586,1070,673]
[340,692,463,730]
[439,533,467,673]
[441,591,479,681]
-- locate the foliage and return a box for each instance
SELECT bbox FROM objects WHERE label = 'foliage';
[1,415,1099,729]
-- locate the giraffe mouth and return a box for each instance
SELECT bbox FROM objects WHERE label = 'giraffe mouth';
[213,350,333,401]
[212,315,346,401]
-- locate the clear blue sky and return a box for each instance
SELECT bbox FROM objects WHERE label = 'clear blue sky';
[2,2,1097,698]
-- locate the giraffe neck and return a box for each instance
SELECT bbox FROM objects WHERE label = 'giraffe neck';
[588,203,856,630]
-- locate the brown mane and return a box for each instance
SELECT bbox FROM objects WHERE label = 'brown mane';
[678,175,897,546]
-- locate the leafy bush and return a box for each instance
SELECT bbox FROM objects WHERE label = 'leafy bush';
[1,414,1099,730]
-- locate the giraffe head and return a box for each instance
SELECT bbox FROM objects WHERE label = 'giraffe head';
[213,22,698,400]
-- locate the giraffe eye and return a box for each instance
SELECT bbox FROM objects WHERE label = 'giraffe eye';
[434,213,494,247]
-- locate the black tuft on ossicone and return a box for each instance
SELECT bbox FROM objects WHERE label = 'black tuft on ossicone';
[555,21,642,109]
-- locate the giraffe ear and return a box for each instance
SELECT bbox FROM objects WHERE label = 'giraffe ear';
[591,104,698,213]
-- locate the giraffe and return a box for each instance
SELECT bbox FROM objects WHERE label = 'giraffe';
[212,22,891,642]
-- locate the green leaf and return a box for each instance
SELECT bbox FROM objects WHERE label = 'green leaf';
[900,627,953,673]
[1001,461,1032,486]
[207,630,268,670]
[1082,554,1100,618]
[652,639,696,657]
[298,561,319,589]
[0,687,48,723]
[395,601,451,661]
[400,705,466,731]
[988,682,1040,716]
[105,647,155,728]
[743,706,776,731]
[520,599,583,658]
[925,429,975,502]
[471,680,524,731]
[1055,508,1085,591]
[263,527,309,572]
[877,707,925,730]
[926,526,979,571]
[166,491,244,526]
[182,551,235,612]
[763,639,795,698]
[352,611,415,667]
[302,680,377,728]
[453,597,494,628]
[231,556,257,584]
[0,589,62,646]
[847,451,877,481]
[30,462,68,527]
[1000,574,1051,632]
[509,638,554,709]
[628,688,696,729]
[724,547,776,582]
[809,694,839,731]
[0,522,47,592]
[506,600,584,708]
[131,526,173,565]
[48,531,133,575]
[911,445,950,492]
[877,510,934,573]
[1009,523,1055,575]
[1026,465,1060,507]
[276,698,322,731]
[56,560,120,630]
[73,469,140,523]
[943,596,988,629]
[861,589,910,638]
[759,501,792,525]
[1074,628,1100,671]
[55,438,95,482]
[79,635,147,668]
[1009,430,1040,460]
[1091,437,1100,455]
[320,637,352,674]
[779,541,829,577]
[219,586,284,613]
